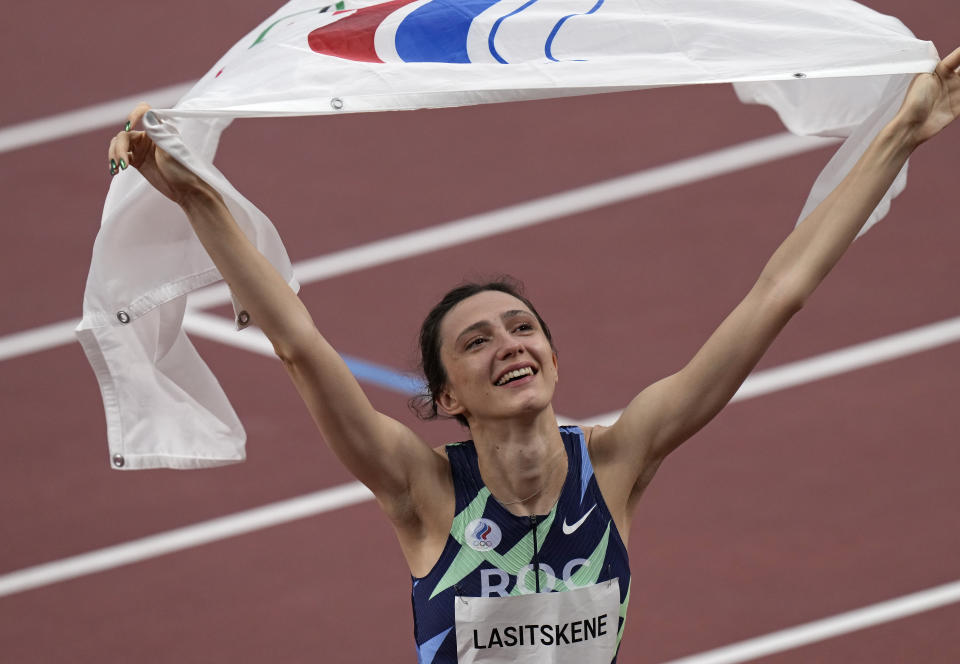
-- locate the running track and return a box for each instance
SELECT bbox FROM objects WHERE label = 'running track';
[1,1,958,661]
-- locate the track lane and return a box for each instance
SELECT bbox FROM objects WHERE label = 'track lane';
[756,601,960,663]
[0,338,454,573]
[0,1,278,127]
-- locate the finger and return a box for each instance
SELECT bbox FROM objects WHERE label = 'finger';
[125,102,152,132]
[108,129,146,175]
[107,135,121,175]
[113,130,133,172]
[108,132,130,175]
[109,102,150,176]
[937,45,960,76]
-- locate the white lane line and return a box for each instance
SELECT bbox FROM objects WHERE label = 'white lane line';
[0,481,373,599]
[577,315,960,427]
[182,311,274,355]
[0,82,193,154]
[0,318,81,362]
[661,580,960,664]
[1,130,834,356]
[187,132,838,308]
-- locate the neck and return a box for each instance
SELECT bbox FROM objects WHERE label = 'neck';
[469,407,567,516]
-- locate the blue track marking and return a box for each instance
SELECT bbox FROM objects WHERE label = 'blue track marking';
[342,353,426,395]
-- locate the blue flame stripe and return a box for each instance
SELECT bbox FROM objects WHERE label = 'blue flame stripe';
[487,0,542,64]
[545,0,604,61]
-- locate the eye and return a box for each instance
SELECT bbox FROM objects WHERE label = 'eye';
[513,322,533,333]
[466,337,486,349]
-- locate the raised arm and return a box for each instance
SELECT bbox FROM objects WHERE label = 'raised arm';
[592,48,960,513]
[107,105,449,526]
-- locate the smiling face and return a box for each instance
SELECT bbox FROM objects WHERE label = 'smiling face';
[436,290,559,426]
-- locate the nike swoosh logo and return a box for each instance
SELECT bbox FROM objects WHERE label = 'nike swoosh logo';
[562,505,597,535]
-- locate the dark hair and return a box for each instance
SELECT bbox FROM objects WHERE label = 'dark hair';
[410,277,555,428]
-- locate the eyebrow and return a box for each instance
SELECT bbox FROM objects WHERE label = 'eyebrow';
[454,310,534,345]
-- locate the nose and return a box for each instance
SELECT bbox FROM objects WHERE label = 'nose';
[496,336,524,360]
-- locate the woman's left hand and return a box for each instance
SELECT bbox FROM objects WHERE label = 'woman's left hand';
[897,45,960,145]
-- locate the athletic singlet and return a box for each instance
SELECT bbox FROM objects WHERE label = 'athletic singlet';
[411,426,631,663]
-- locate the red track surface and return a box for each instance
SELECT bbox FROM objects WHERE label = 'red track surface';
[1,1,958,662]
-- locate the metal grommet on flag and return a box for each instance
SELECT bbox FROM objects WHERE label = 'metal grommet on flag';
[237,310,251,326]
[116,311,131,324]
[330,97,344,110]
[112,453,125,468]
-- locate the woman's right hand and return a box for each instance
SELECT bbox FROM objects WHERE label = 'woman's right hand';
[107,103,217,205]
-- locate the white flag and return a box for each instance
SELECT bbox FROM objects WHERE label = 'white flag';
[78,0,939,469]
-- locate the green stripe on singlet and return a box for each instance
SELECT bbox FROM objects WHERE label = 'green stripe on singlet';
[617,579,632,645]
[429,498,558,600]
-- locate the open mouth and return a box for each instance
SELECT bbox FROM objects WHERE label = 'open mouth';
[494,366,537,386]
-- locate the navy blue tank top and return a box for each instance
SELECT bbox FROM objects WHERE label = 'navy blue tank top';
[410,426,631,663]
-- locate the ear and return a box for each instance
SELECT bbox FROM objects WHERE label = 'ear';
[552,351,559,384]
[437,388,466,418]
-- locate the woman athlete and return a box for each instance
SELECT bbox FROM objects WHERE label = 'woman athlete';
[107,48,960,663]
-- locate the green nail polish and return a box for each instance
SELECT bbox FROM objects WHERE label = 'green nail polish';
[124,121,131,131]
[110,159,117,171]
[109,163,115,175]
[119,159,127,170]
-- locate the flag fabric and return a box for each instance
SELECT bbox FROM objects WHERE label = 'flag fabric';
[77,0,939,469]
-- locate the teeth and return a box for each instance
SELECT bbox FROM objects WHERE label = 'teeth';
[496,367,534,386]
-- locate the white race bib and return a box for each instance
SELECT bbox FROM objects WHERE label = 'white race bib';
[455,579,620,663]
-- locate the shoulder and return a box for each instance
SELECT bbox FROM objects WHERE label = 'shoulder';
[579,424,610,464]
